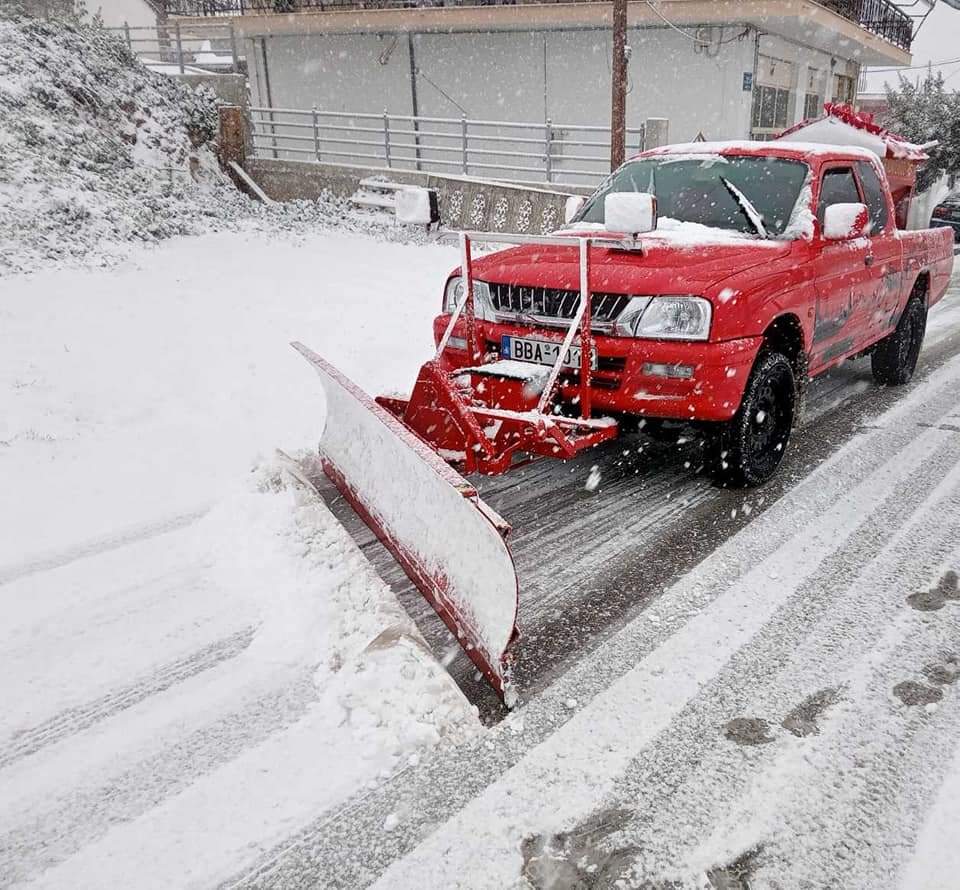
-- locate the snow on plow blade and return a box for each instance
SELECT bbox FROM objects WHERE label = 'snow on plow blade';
[292,343,520,703]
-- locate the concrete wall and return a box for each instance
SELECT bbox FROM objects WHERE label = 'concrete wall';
[245,158,577,232]
[176,71,247,107]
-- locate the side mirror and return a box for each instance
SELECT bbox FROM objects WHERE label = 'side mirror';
[564,195,586,224]
[604,192,658,235]
[822,202,870,240]
[395,187,440,226]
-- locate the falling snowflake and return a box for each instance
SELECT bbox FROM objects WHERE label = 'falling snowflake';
[585,465,602,491]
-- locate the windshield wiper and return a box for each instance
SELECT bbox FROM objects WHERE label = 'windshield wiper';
[720,176,769,239]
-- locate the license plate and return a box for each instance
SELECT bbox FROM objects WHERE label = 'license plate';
[501,335,597,370]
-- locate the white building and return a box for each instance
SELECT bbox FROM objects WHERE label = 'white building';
[88,0,161,29]
[168,0,915,184]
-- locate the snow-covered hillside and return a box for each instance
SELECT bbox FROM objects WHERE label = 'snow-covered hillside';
[0,16,244,272]
[0,15,409,275]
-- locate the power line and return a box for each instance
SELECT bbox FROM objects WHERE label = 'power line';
[642,0,709,45]
[867,56,960,72]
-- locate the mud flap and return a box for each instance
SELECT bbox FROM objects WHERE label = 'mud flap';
[292,343,520,703]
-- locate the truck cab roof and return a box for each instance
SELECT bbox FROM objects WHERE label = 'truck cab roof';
[637,140,880,165]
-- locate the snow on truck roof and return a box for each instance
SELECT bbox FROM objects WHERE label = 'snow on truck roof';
[637,105,929,166]
[779,102,931,162]
[637,141,878,162]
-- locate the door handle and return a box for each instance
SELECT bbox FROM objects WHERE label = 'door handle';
[865,255,874,267]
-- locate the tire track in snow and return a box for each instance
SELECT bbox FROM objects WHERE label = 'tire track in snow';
[0,627,254,770]
[220,353,960,890]
[361,428,960,890]
[582,449,960,885]
[0,507,209,588]
[0,674,316,887]
[897,728,960,889]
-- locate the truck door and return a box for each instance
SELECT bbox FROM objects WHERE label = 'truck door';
[811,165,873,371]
[854,159,904,344]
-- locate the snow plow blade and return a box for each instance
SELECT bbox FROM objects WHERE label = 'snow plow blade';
[292,343,520,703]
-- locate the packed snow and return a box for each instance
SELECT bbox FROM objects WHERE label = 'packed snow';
[4,217,959,889]
[0,229,480,888]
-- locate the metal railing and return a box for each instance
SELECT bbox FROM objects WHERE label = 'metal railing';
[104,21,242,73]
[821,0,912,50]
[165,0,625,16]
[249,106,644,188]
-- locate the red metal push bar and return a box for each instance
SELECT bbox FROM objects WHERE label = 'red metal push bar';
[379,231,638,475]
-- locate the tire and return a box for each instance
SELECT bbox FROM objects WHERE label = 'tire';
[713,351,795,488]
[871,298,926,386]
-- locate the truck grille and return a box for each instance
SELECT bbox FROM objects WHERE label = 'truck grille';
[487,284,630,324]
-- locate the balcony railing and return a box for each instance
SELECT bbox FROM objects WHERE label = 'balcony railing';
[162,0,912,51]
[821,0,912,50]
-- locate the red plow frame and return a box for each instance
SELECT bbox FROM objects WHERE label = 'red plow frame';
[377,232,626,475]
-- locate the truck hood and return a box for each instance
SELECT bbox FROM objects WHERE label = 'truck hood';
[471,224,796,294]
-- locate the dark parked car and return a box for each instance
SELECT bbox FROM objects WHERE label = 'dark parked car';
[932,194,960,241]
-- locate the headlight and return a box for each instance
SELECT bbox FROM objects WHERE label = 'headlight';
[443,277,464,313]
[614,296,653,336]
[443,277,494,320]
[631,296,712,341]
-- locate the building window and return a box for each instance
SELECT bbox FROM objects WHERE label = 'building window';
[833,74,855,105]
[804,93,822,120]
[752,85,792,137]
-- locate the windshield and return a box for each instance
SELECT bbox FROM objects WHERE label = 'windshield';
[577,154,810,237]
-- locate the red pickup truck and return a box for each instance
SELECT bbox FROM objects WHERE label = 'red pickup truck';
[432,142,955,485]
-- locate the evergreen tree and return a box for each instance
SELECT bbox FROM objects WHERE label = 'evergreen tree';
[885,72,960,192]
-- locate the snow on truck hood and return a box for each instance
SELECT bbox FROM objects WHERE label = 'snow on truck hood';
[471,219,794,293]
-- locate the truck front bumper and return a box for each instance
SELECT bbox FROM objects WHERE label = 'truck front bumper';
[432,316,763,423]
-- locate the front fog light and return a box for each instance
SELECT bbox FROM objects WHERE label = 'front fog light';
[643,362,694,379]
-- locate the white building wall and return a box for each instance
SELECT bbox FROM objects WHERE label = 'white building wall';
[248,27,755,137]
[87,0,156,29]
[246,26,853,181]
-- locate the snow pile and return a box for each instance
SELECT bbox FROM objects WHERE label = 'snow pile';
[0,15,246,272]
[199,459,480,766]
[0,231,475,886]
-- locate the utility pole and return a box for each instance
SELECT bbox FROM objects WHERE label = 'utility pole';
[610,0,628,170]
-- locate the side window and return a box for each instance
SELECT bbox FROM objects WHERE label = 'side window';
[855,161,890,233]
[817,167,861,226]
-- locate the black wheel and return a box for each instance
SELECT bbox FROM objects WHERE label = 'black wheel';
[713,351,795,488]
[871,298,926,386]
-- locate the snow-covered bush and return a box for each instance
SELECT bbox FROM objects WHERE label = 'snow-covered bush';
[0,14,252,272]
[885,72,960,193]
[0,13,421,275]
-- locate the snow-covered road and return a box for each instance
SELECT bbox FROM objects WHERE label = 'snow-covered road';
[0,231,476,889]
[2,231,960,889]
